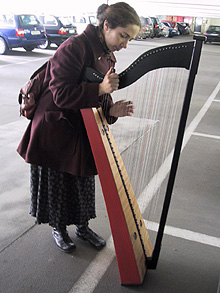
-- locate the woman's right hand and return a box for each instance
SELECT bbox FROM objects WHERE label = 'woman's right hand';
[99,67,119,96]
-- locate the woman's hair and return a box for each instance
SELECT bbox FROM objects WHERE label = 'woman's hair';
[97,2,141,29]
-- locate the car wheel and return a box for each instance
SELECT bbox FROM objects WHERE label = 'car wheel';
[38,38,50,49]
[0,37,8,55]
[23,46,35,52]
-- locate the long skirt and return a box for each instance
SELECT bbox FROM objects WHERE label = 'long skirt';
[30,165,96,230]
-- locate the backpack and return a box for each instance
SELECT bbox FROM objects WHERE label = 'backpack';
[18,61,48,119]
[18,35,94,120]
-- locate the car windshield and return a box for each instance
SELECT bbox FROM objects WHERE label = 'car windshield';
[208,26,220,33]
[59,17,72,26]
[18,15,40,26]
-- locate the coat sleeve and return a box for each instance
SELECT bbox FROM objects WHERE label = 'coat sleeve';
[100,94,118,125]
[49,37,100,111]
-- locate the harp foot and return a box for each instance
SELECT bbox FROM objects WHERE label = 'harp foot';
[75,223,106,250]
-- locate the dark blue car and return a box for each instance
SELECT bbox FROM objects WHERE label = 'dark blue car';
[37,15,77,49]
[0,14,46,55]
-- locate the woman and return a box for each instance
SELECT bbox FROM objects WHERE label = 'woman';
[17,2,141,252]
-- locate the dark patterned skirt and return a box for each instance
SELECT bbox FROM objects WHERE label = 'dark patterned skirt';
[30,165,96,229]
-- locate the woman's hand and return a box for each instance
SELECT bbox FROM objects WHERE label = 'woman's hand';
[99,67,119,96]
[109,100,134,117]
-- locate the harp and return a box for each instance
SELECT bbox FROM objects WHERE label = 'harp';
[81,36,205,285]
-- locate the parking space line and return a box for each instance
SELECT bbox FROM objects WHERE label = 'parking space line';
[192,132,220,140]
[70,220,220,293]
[69,236,115,293]
[145,221,220,248]
[0,57,48,69]
[69,77,220,293]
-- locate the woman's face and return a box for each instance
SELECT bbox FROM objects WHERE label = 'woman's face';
[103,20,140,52]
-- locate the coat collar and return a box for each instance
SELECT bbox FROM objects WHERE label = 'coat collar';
[83,24,117,64]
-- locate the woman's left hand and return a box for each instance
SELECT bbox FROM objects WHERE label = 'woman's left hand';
[109,100,134,117]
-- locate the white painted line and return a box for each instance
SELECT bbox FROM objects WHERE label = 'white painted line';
[192,132,220,140]
[69,220,220,293]
[182,80,220,149]
[69,81,220,293]
[214,100,220,102]
[69,237,115,293]
[145,221,220,248]
[0,57,48,69]
[217,277,220,293]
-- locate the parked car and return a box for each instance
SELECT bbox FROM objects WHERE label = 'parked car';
[161,23,170,38]
[135,16,154,39]
[204,25,220,43]
[38,15,77,49]
[177,22,190,35]
[69,14,97,34]
[0,13,46,55]
[150,17,162,37]
[161,22,179,37]
[162,20,178,31]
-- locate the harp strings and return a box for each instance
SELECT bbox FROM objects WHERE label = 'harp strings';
[110,67,186,239]
[146,68,185,225]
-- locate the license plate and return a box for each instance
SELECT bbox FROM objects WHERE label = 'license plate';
[69,29,75,34]
[31,31,41,35]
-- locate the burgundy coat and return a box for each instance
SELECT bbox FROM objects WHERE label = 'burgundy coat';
[17,25,117,176]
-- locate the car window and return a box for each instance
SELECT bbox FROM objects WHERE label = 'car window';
[71,16,85,24]
[163,22,171,27]
[58,17,72,26]
[156,17,161,24]
[179,22,186,27]
[140,17,147,26]
[18,15,41,26]
[88,16,96,25]
[0,14,14,27]
[146,18,152,26]
[208,26,220,32]
[150,17,156,25]
[43,15,58,26]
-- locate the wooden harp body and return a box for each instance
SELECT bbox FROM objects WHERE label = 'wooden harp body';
[81,36,205,285]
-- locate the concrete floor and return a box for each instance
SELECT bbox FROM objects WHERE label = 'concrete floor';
[0,35,219,293]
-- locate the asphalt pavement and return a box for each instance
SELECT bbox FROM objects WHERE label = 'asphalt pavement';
[0,35,220,293]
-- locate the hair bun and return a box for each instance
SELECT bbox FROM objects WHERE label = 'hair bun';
[97,3,109,18]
